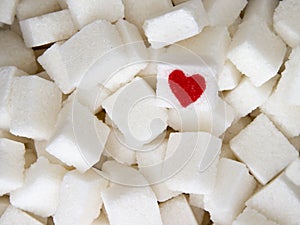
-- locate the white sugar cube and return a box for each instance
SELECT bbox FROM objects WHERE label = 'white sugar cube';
[16,0,61,20]
[243,0,279,26]
[260,88,300,138]
[103,77,167,146]
[10,157,67,217]
[46,99,110,173]
[0,30,37,74]
[164,132,221,195]
[223,116,252,144]
[246,174,300,225]
[38,20,123,94]
[0,138,25,196]
[204,158,257,225]
[203,0,247,26]
[273,0,300,47]
[224,76,277,117]
[230,114,298,185]
[104,128,137,166]
[218,60,242,91]
[160,195,198,225]
[228,20,286,86]
[143,0,208,49]
[10,75,62,140]
[54,169,108,225]
[123,0,172,32]
[0,66,27,130]
[177,26,231,74]
[67,0,123,29]
[101,161,163,225]
[20,10,77,48]
[0,205,45,225]
[285,158,300,186]
[233,207,279,225]
[0,0,18,24]
[276,46,300,106]
[167,98,235,137]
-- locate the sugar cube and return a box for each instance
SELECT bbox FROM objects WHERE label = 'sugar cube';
[66,0,124,29]
[0,0,18,25]
[160,195,198,225]
[143,0,208,49]
[0,205,44,225]
[273,0,300,47]
[0,138,25,196]
[46,98,110,173]
[16,0,61,20]
[204,158,257,225]
[0,66,27,130]
[224,76,277,117]
[0,30,37,74]
[164,132,221,195]
[10,75,62,140]
[103,77,167,146]
[20,10,77,47]
[38,20,123,94]
[246,174,300,225]
[230,113,298,185]
[53,169,108,225]
[228,20,286,86]
[203,0,247,26]
[10,157,67,217]
[101,161,163,225]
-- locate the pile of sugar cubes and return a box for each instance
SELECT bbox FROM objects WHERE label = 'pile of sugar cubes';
[0,0,300,224]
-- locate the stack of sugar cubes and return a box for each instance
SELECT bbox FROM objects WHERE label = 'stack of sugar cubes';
[0,0,299,224]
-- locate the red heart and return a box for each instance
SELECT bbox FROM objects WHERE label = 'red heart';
[168,69,206,107]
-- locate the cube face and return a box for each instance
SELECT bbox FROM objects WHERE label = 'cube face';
[233,207,279,225]
[0,138,25,196]
[204,158,257,225]
[47,99,110,173]
[0,205,44,225]
[228,20,286,86]
[0,30,37,74]
[160,195,198,225]
[10,75,62,140]
[273,0,300,47]
[218,60,242,91]
[224,76,277,117]
[203,0,247,26]
[246,175,300,225]
[230,114,298,185]
[20,10,77,48]
[103,78,167,146]
[143,0,208,49]
[10,157,67,217]
[67,0,124,28]
[54,170,107,225]
[164,132,221,195]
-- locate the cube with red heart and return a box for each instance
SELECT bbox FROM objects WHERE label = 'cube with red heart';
[156,64,218,110]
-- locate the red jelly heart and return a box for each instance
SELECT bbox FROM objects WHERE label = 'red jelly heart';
[168,69,206,107]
